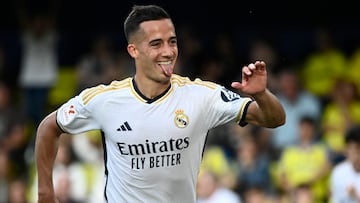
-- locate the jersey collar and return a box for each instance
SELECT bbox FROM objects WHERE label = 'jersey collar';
[131,78,172,104]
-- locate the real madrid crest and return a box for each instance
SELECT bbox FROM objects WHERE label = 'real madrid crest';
[174,109,189,128]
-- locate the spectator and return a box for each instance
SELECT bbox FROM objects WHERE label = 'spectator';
[300,28,347,101]
[0,81,19,141]
[233,134,273,196]
[321,78,360,164]
[330,125,360,203]
[277,116,331,203]
[270,69,321,156]
[200,145,237,189]
[29,134,89,203]
[290,184,315,203]
[197,168,242,203]
[347,48,360,95]
[17,9,60,137]
[75,35,120,93]
[2,121,28,180]
[242,186,277,203]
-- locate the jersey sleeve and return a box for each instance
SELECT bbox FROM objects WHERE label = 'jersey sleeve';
[206,85,252,129]
[56,93,101,135]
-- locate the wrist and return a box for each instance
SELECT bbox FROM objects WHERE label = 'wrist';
[251,89,268,100]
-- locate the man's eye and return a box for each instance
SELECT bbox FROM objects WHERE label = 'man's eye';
[151,42,160,47]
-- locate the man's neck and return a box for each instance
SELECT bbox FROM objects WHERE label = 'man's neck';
[133,75,171,100]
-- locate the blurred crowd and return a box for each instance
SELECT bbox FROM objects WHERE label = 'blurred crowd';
[0,2,360,203]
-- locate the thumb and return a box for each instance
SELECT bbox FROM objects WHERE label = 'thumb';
[231,82,243,90]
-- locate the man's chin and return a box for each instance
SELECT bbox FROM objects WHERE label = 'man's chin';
[162,72,172,79]
[157,74,172,84]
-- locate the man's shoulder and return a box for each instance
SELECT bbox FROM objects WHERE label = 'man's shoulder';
[332,160,351,175]
[79,78,132,105]
[171,74,219,90]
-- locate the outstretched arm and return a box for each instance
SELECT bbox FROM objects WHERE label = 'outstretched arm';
[35,111,62,203]
[231,61,285,128]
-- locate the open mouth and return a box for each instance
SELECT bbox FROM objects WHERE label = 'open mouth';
[158,61,173,77]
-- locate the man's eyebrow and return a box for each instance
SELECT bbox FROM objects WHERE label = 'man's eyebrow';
[149,36,177,44]
[149,38,162,44]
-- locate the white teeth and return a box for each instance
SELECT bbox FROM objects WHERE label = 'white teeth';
[158,61,171,65]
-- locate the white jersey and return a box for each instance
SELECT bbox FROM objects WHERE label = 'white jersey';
[330,160,360,203]
[56,74,252,203]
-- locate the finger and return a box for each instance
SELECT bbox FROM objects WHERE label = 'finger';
[243,66,252,75]
[231,81,241,88]
[248,63,256,70]
[231,82,244,90]
[255,61,266,70]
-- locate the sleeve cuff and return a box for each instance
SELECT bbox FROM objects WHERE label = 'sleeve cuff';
[238,100,253,127]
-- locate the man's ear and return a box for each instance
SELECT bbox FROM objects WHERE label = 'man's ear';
[127,44,137,58]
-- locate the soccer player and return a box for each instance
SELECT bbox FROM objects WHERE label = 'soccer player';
[35,4,285,203]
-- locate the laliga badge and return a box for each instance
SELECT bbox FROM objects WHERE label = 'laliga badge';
[174,109,189,128]
[63,104,77,123]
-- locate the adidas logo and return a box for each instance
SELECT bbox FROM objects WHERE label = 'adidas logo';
[117,121,132,131]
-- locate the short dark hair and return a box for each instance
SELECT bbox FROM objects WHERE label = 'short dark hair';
[345,125,360,144]
[299,115,315,125]
[123,5,171,43]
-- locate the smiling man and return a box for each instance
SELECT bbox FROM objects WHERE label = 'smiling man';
[35,4,285,203]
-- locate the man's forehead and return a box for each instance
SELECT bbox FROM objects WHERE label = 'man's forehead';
[140,19,175,33]
[137,20,176,42]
